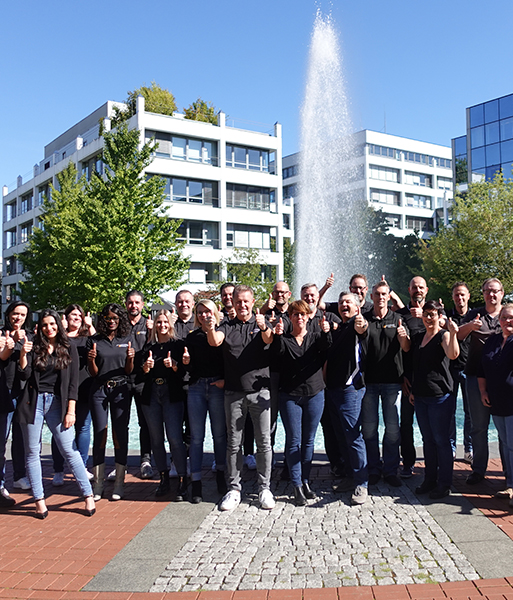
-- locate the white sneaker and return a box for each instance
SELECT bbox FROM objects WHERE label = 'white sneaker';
[244,454,257,470]
[13,477,31,490]
[259,489,275,510]
[140,461,153,479]
[220,490,241,511]
[107,468,117,481]
[351,485,368,505]
[169,462,178,478]
[86,469,94,481]
[464,451,473,465]
[52,472,64,487]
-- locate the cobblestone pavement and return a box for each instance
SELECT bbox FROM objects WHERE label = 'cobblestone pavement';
[151,475,479,593]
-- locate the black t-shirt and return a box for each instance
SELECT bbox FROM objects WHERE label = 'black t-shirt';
[411,330,452,397]
[174,317,196,341]
[308,308,341,333]
[218,315,272,392]
[274,329,331,396]
[185,328,224,383]
[1,329,34,393]
[463,307,502,376]
[130,316,149,352]
[37,355,60,394]
[325,318,367,390]
[70,336,92,403]
[446,308,471,371]
[325,300,373,315]
[479,333,513,416]
[87,334,132,380]
[363,309,408,384]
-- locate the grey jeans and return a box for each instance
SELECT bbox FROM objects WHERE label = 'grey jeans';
[225,389,272,492]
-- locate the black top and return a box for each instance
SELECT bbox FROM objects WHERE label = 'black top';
[479,333,513,417]
[325,318,367,391]
[463,307,502,376]
[37,355,60,393]
[411,330,452,397]
[274,329,331,396]
[1,330,34,396]
[87,334,133,382]
[265,307,292,333]
[446,308,471,371]
[139,339,186,404]
[218,315,272,392]
[174,317,196,341]
[362,309,408,384]
[185,328,224,383]
[130,316,149,351]
[308,308,341,333]
[69,336,93,403]
[326,300,373,315]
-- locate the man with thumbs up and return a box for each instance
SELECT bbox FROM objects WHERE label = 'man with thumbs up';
[362,281,410,487]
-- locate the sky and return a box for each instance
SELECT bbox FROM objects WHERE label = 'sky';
[2,0,513,192]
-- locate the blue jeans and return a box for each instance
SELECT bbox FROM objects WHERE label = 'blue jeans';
[362,383,401,477]
[52,402,91,472]
[466,375,490,476]
[20,393,93,501]
[414,393,455,489]
[449,368,472,454]
[188,377,227,481]
[0,396,26,485]
[326,386,368,487]
[279,391,324,487]
[141,383,187,475]
[492,415,513,489]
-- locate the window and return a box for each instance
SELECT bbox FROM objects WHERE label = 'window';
[20,222,32,244]
[159,176,219,207]
[406,216,433,232]
[4,285,16,303]
[4,202,16,222]
[384,213,401,229]
[82,156,103,180]
[404,152,433,166]
[226,224,271,250]
[437,157,452,169]
[405,194,431,209]
[405,171,432,188]
[5,228,16,248]
[226,145,273,172]
[368,144,400,160]
[437,177,452,191]
[4,257,16,276]
[145,131,218,166]
[177,221,219,248]
[226,184,272,211]
[20,193,33,215]
[283,184,296,206]
[368,164,399,183]
[187,263,218,285]
[370,189,400,206]
[283,165,298,179]
[283,214,291,229]
[37,182,51,206]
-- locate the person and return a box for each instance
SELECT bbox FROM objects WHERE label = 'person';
[17,309,95,518]
[0,334,14,507]
[362,281,410,487]
[411,300,459,500]
[319,274,374,315]
[140,309,189,500]
[51,304,96,486]
[220,283,236,322]
[87,304,135,501]
[125,290,154,480]
[274,300,331,505]
[174,290,196,340]
[478,304,513,504]
[207,284,275,511]
[186,300,226,502]
[0,301,32,502]
[458,278,504,484]
[325,292,370,505]
[445,282,473,463]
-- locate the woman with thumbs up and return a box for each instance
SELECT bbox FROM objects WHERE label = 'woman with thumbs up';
[87,304,133,501]
[140,309,188,500]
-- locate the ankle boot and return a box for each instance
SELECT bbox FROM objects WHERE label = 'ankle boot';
[191,480,202,504]
[216,469,227,495]
[294,485,307,506]
[175,476,188,502]
[302,481,316,499]
[155,471,170,497]
[92,464,105,501]
[111,463,125,501]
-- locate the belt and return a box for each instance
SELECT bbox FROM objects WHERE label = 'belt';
[104,377,127,389]
[153,378,166,385]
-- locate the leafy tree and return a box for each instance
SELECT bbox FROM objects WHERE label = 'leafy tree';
[419,171,513,304]
[184,98,219,125]
[111,81,177,128]
[20,124,189,312]
[283,237,295,291]
[216,248,275,304]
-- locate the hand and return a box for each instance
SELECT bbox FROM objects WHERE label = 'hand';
[12,329,26,343]
[409,393,415,406]
[163,351,173,369]
[126,341,135,359]
[470,313,483,331]
[170,308,178,327]
[320,313,330,333]
[182,346,190,365]
[410,306,423,319]
[88,342,97,361]
[481,391,491,407]
[84,312,93,328]
[274,317,284,335]
[210,379,225,389]
[4,331,14,351]
[205,314,216,332]
[227,307,236,320]
[354,312,366,330]
[146,318,154,331]
[255,308,267,332]
[267,293,276,311]
[61,314,68,331]
[447,317,459,335]
[325,272,335,288]
[402,376,412,396]
[171,358,178,372]
[438,297,445,310]
[143,350,154,373]
[21,340,33,355]
[268,311,277,323]
[63,412,76,429]
[397,318,407,340]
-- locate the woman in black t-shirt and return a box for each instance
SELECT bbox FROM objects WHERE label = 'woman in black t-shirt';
[411,300,459,500]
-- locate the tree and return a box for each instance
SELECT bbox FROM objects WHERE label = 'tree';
[20,124,189,312]
[111,82,177,128]
[216,248,275,304]
[283,237,295,290]
[184,98,219,125]
[419,171,513,304]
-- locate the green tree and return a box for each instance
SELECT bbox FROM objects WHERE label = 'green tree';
[283,237,295,290]
[111,82,177,128]
[419,171,513,304]
[216,248,275,304]
[20,124,189,312]
[184,98,219,124]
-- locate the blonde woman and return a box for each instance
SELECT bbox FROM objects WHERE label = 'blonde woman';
[186,299,226,503]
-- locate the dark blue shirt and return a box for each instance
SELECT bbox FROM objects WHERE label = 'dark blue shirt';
[479,333,513,417]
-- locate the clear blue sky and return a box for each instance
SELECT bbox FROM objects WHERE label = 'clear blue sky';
[2,0,513,191]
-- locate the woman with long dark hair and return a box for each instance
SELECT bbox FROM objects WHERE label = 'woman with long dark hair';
[17,309,95,518]
[51,304,96,486]
[87,304,134,501]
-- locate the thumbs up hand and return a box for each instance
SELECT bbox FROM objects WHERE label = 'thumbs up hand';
[143,350,154,373]
[127,341,135,359]
[397,318,407,340]
[255,308,266,332]
[182,346,190,365]
[163,351,173,369]
[4,331,14,351]
[274,317,284,335]
[88,342,97,361]
[267,293,276,311]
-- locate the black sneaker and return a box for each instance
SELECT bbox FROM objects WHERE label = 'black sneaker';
[368,473,381,485]
[429,487,450,500]
[466,472,484,485]
[415,480,437,495]
[384,474,402,487]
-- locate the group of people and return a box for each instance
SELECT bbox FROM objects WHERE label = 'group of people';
[0,272,511,517]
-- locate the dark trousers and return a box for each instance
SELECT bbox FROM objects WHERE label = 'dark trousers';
[400,392,416,469]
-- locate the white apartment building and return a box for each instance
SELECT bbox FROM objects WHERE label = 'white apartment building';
[283,130,453,239]
[2,97,292,311]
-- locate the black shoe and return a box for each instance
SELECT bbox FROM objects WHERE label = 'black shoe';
[294,486,307,506]
[191,480,202,504]
[384,474,402,488]
[415,480,437,495]
[35,510,48,520]
[280,465,290,481]
[466,472,484,485]
[175,476,188,502]
[156,471,171,497]
[368,473,381,486]
[429,487,450,500]
[302,481,316,499]
[216,470,227,495]
[0,489,15,508]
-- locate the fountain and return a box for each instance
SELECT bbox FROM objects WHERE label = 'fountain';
[295,11,366,299]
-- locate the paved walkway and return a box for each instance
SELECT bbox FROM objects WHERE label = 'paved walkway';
[2,448,513,599]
